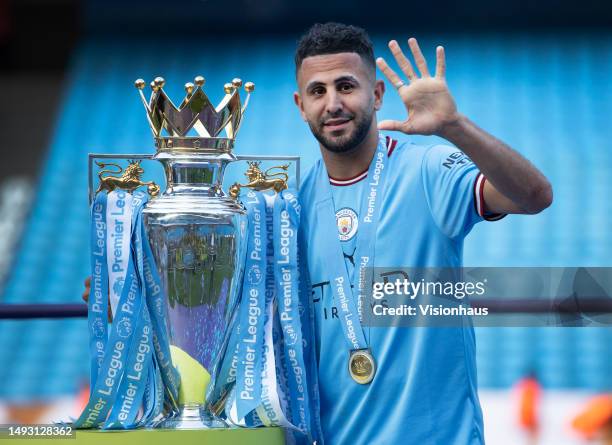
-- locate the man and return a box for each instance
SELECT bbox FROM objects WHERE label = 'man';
[83,22,552,443]
[294,22,551,444]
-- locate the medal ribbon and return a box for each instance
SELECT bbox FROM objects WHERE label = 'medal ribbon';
[234,190,268,420]
[106,191,133,315]
[104,201,154,429]
[78,190,177,429]
[316,136,390,354]
[88,192,109,389]
[272,190,311,433]
[254,193,292,428]
[223,192,310,435]
[76,193,147,428]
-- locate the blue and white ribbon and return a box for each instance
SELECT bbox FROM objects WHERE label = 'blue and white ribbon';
[106,190,133,316]
[80,183,318,439]
[316,136,389,354]
[272,191,310,433]
[234,190,268,420]
[77,190,176,429]
[88,192,109,389]
[223,190,317,444]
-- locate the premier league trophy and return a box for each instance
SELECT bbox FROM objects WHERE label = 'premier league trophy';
[136,75,259,428]
[81,74,317,441]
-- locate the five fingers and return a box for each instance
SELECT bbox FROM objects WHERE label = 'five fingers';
[377,37,446,85]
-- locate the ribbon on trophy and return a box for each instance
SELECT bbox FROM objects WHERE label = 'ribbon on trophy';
[210,189,322,444]
[79,186,320,439]
[75,189,179,429]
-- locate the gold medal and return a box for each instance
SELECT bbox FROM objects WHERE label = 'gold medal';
[348,349,376,384]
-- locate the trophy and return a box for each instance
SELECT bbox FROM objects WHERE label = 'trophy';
[100,74,270,429]
[85,74,302,433]
[138,76,250,429]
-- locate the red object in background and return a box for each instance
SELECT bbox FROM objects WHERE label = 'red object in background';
[572,394,612,440]
[76,383,90,414]
[517,375,541,434]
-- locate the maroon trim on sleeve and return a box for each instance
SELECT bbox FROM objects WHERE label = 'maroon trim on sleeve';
[474,172,507,221]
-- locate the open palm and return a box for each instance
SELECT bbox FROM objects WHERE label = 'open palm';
[376,38,459,136]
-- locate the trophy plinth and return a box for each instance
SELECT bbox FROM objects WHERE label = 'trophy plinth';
[157,404,226,430]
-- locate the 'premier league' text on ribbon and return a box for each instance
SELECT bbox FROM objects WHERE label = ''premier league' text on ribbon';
[275,195,308,431]
[115,323,151,422]
[91,203,106,314]
[276,209,294,265]
[334,276,360,350]
[235,191,267,418]
[317,135,391,385]
[110,191,127,273]
[364,150,385,223]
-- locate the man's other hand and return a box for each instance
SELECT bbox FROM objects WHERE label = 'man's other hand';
[82,276,113,322]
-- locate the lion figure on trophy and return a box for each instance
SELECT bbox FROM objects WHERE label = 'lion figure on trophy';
[229,161,289,198]
[95,160,160,197]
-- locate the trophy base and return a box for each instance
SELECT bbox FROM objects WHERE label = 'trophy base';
[156,404,227,429]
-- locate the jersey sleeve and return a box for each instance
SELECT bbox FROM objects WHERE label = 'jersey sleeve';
[421,144,505,239]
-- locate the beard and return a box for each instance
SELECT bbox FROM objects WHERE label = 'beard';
[308,108,373,154]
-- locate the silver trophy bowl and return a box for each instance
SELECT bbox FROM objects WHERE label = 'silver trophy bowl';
[143,149,247,429]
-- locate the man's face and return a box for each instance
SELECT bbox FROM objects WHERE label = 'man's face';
[294,52,384,153]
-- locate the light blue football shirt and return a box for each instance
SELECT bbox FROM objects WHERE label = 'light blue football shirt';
[299,134,503,445]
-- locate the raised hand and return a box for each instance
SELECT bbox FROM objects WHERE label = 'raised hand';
[376,38,459,136]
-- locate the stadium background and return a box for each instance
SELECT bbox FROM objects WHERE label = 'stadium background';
[0,0,611,443]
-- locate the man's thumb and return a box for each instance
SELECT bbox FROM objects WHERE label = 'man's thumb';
[377,120,403,131]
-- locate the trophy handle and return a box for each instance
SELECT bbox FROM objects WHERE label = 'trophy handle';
[88,154,158,203]
[229,155,300,199]
[89,154,301,203]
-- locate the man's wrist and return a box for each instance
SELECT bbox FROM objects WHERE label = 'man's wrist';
[437,113,469,143]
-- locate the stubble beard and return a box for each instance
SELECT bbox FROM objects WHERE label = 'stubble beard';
[308,108,374,155]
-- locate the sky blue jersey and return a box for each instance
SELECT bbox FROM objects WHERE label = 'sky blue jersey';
[298,135,504,445]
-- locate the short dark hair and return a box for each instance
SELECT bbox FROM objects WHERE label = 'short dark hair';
[295,22,375,75]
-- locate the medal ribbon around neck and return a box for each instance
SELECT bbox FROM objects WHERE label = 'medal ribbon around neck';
[316,136,391,383]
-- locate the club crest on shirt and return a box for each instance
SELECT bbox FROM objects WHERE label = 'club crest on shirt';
[336,207,358,241]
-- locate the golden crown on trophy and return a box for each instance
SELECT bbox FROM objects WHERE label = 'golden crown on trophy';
[134,75,254,151]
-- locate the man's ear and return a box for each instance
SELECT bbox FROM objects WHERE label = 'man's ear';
[294,92,308,122]
[374,79,385,111]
